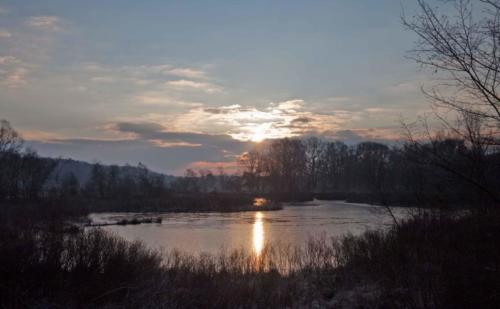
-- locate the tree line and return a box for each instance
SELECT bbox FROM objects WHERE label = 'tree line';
[238,136,500,207]
[0,120,56,201]
[2,117,498,208]
[0,120,168,203]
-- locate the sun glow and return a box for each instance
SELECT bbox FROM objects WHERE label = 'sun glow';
[252,212,264,256]
[249,124,269,142]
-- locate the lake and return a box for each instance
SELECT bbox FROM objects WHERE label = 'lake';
[88,200,410,256]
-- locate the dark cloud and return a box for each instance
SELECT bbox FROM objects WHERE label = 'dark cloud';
[274,117,314,130]
[27,121,254,174]
[114,122,165,135]
[28,137,251,175]
[26,120,401,174]
[291,117,312,124]
[203,106,252,114]
[321,129,400,145]
[112,121,248,150]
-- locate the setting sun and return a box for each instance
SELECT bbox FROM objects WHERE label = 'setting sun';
[250,124,268,142]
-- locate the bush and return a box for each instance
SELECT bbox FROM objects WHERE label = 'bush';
[331,212,500,308]
[0,227,164,308]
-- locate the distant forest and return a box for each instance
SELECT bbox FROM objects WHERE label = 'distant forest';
[1,119,499,211]
[237,136,500,207]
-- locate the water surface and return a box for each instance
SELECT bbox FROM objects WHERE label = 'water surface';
[89,200,409,255]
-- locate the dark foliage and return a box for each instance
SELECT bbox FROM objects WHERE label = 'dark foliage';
[239,137,500,208]
[332,212,500,308]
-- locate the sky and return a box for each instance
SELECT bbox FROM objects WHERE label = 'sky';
[0,0,433,174]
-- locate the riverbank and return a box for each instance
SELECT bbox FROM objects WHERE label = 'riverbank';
[85,201,283,227]
[266,191,490,208]
[86,193,283,213]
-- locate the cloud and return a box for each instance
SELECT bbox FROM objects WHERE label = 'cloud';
[291,117,312,124]
[324,128,402,144]
[26,16,64,31]
[0,14,71,89]
[0,29,12,38]
[150,140,202,148]
[73,63,218,103]
[184,160,240,174]
[114,122,165,135]
[26,121,252,174]
[1,67,28,88]
[203,104,251,114]
[275,99,303,111]
[90,76,116,83]
[172,99,359,142]
[166,79,223,93]
[326,96,350,103]
[384,80,421,95]
[0,56,18,65]
[81,63,210,81]
[133,91,202,107]
[28,136,245,175]
[168,68,208,79]
[109,121,248,151]
[0,56,30,88]
[19,129,64,141]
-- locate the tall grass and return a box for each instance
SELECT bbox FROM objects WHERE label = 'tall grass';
[0,226,336,308]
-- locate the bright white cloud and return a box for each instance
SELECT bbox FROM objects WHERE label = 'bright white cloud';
[168,68,208,79]
[170,99,358,142]
[275,99,303,111]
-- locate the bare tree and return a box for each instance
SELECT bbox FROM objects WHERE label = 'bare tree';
[403,0,500,206]
[19,149,56,200]
[404,0,500,129]
[238,150,264,193]
[0,119,23,154]
[0,120,24,200]
[305,137,324,191]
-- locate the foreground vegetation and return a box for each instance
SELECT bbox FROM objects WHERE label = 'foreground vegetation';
[1,206,498,308]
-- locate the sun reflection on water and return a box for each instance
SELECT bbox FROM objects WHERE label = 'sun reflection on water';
[252,212,264,256]
[253,197,267,207]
